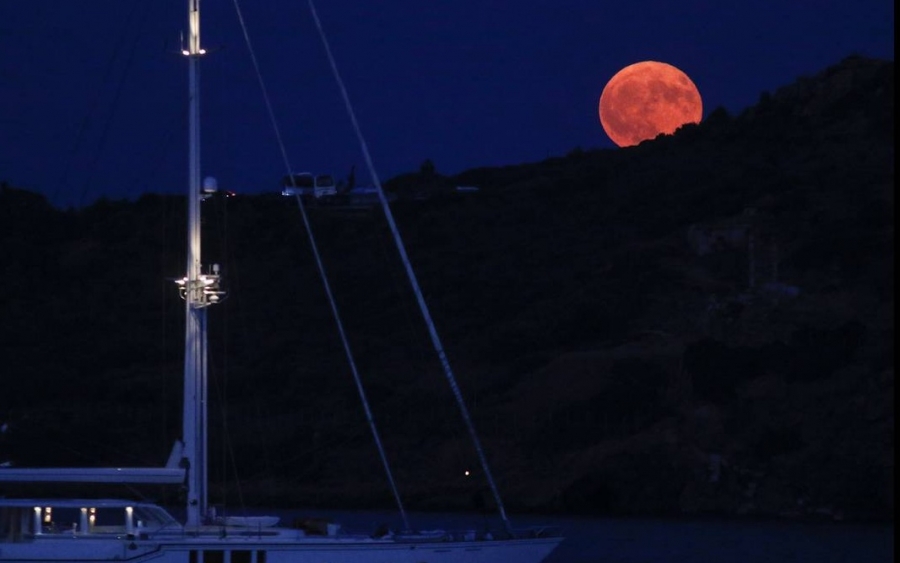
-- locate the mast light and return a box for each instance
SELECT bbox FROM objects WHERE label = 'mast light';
[174,264,226,307]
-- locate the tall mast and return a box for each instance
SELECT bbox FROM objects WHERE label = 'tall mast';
[183,0,206,529]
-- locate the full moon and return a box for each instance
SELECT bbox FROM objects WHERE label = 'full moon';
[598,61,702,147]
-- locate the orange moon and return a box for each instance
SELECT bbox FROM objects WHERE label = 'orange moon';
[598,61,702,147]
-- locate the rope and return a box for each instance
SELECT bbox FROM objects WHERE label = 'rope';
[230,0,410,532]
[306,0,514,534]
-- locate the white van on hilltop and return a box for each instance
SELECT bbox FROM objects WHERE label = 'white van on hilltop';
[281,173,336,199]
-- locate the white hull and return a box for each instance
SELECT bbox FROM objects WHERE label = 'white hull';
[0,529,561,563]
[0,500,561,562]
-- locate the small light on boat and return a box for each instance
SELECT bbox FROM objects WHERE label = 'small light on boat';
[182,50,190,56]
[125,506,134,536]
[44,507,52,523]
[199,48,207,54]
[464,470,470,477]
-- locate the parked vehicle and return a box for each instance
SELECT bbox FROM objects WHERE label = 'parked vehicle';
[280,172,336,199]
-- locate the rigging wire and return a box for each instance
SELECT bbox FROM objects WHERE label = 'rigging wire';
[77,4,150,207]
[304,0,515,534]
[53,1,143,206]
[204,193,249,515]
[287,192,412,531]
[229,0,411,532]
[369,212,434,379]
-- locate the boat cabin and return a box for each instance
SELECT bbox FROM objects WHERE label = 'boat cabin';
[0,498,177,541]
[1,499,275,562]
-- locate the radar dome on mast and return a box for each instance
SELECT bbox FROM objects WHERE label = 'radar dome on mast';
[202,176,218,194]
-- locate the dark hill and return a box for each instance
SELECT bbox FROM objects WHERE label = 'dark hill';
[0,55,893,521]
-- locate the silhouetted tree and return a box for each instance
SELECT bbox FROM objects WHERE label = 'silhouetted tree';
[419,159,436,177]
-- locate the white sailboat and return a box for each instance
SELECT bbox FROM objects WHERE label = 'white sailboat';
[0,2,563,561]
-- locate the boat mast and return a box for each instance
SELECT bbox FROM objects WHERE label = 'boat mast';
[182,0,207,529]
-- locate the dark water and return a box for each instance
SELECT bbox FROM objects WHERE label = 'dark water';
[220,507,893,563]
[524,515,894,563]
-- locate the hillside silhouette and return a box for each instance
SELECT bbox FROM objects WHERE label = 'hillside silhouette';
[0,55,893,521]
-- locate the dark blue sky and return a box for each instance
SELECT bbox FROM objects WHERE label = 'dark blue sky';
[1,1,894,208]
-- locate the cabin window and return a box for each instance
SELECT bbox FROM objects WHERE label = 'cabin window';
[1,507,26,541]
[36,506,82,534]
[133,505,177,528]
[258,551,267,563]
[204,551,225,563]
[232,551,251,563]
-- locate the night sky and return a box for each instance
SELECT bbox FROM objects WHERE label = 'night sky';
[0,0,894,208]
